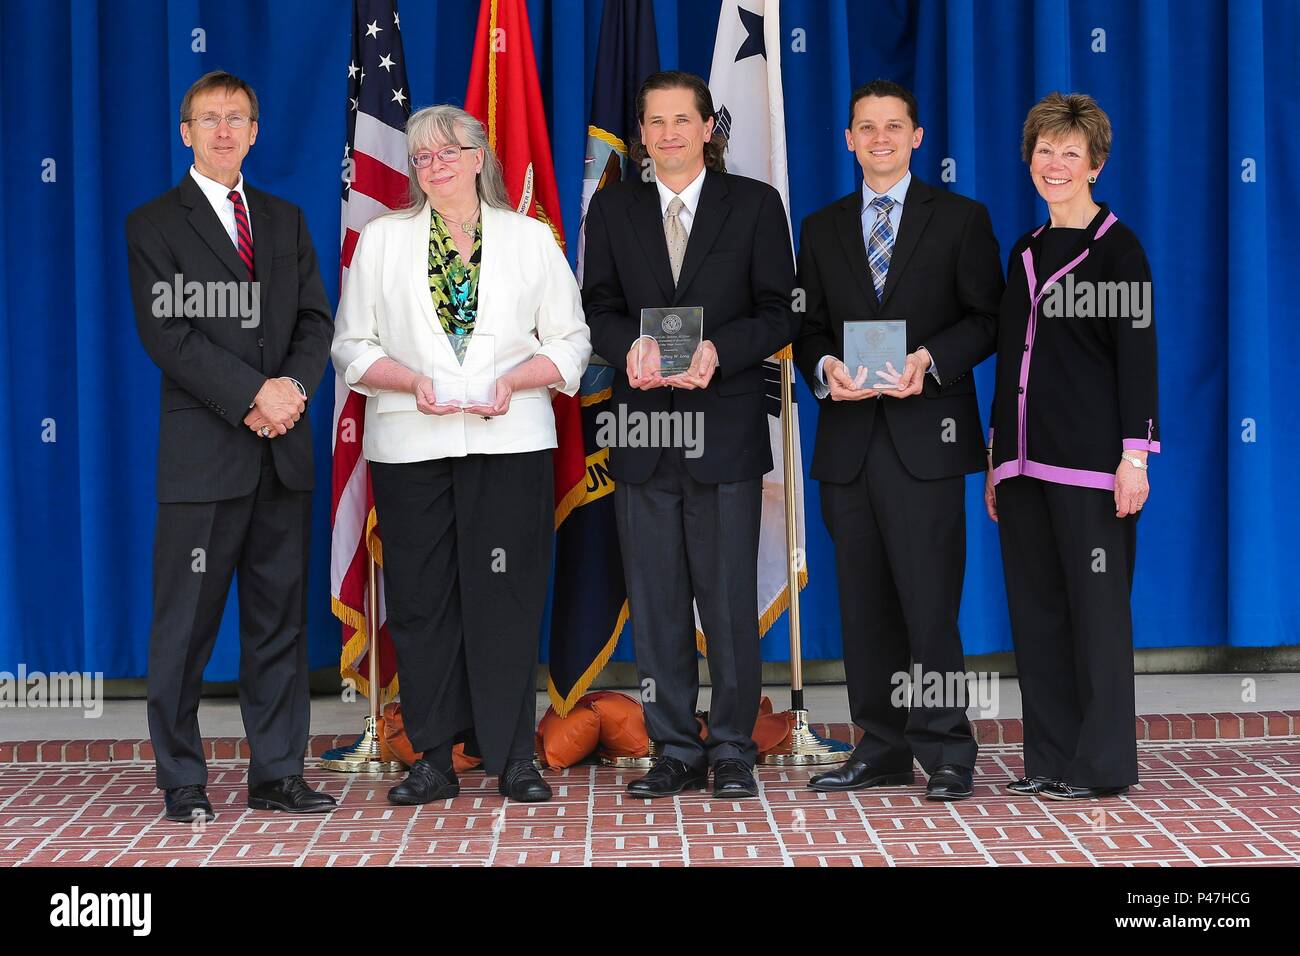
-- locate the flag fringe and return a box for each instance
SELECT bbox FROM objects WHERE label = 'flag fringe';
[553,477,587,530]
[486,0,499,148]
[535,200,565,251]
[546,599,630,718]
[587,125,627,156]
[331,504,394,703]
[695,567,809,657]
[758,567,809,635]
[333,594,401,704]
[365,506,383,567]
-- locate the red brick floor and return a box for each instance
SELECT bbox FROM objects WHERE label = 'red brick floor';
[2,713,1295,766]
[2,738,1298,867]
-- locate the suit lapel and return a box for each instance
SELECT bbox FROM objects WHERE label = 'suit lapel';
[628,181,675,302]
[879,176,933,308]
[245,186,274,316]
[834,192,877,311]
[179,175,249,283]
[413,204,464,368]
[672,170,730,303]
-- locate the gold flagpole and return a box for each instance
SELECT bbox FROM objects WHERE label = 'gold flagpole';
[760,356,851,765]
[320,550,402,773]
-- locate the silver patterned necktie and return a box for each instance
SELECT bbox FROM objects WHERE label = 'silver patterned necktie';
[664,196,687,285]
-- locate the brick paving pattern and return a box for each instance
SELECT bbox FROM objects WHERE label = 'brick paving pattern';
[2,721,1297,867]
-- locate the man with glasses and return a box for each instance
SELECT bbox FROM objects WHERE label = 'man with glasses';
[125,71,335,822]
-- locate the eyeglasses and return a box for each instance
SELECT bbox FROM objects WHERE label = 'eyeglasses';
[188,113,253,129]
[410,146,477,168]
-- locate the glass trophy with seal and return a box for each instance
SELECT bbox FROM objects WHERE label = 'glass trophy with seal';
[842,319,907,390]
[434,332,496,408]
[638,307,703,378]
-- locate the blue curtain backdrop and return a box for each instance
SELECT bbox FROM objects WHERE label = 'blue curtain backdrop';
[1,0,1296,681]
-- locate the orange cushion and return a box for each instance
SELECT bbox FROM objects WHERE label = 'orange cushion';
[452,743,481,773]
[754,712,794,755]
[380,701,419,767]
[535,704,601,768]
[380,702,482,771]
[586,691,649,758]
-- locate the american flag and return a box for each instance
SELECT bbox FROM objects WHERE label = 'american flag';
[330,0,410,703]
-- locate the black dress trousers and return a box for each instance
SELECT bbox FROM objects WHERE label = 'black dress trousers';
[369,449,552,776]
[614,445,763,769]
[995,476,1140,788]
[148,444,312,790]
[819,414,978,774]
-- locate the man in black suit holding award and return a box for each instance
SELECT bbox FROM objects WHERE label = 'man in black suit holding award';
[125,72,335,822]
[794,80,1004,801]
[582,71,798,799]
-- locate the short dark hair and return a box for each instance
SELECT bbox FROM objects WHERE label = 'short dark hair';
[180,70,260,125]
[847,79,919,129]
[630,70,727,172]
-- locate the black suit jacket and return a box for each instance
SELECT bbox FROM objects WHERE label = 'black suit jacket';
[793,176,1004,482]
[582,170,797,484]
[126,174,333,503]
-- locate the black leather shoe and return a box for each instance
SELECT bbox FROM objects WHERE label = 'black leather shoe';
[1040,780,1129,800]
[387,758,459,805]
[925,764,974,801]
[807,759,915,792]
[163,784,215,823]
[1006,775,1054,795]
[627,756,708,798]
[712,759,759,798]
[499,760,552,802]
[248,775,338,813]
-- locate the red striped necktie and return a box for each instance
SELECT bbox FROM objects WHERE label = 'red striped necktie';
[228,190,254,280]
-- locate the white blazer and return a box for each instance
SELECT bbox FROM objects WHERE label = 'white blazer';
[332,203,591,463]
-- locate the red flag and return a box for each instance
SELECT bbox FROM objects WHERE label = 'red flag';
[465,0,585,527]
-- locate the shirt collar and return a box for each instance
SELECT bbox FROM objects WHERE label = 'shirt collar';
[656,165,708,219]
[189,165,247,208]
[861,169,911,213]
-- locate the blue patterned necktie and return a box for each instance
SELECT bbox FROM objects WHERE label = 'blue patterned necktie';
[867,195,896,301]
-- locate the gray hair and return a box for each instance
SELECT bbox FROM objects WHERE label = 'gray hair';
[402,104,512,213]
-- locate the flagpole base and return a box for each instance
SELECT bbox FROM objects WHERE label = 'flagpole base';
[599,739,658,769]
[759,709,853,766]
[319,716,405,773]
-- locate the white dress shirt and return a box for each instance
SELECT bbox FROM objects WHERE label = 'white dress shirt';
[189,166,251,247]
[655,165,707,236]
[189,167,306,404]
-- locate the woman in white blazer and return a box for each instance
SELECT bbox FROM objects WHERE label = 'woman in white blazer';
[332,105,591,804]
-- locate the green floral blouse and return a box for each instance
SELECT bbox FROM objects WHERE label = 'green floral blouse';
[427,209,481,364]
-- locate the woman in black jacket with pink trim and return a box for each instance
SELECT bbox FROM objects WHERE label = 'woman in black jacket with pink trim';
[986,92,1160,800]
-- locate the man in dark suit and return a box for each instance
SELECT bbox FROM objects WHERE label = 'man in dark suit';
[794,80,1005,801]
[125,72,335,822]
[582,71,797,799]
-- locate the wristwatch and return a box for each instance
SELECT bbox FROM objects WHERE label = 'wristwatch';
[1120,454,1148,471]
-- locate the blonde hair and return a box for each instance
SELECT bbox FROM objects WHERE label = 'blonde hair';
[402,105,511,213]
[1021,92,1112,171]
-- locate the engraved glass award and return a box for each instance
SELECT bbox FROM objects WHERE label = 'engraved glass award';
[843,320,907,390]
[434,332,496,408]
[638,307,703,377]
